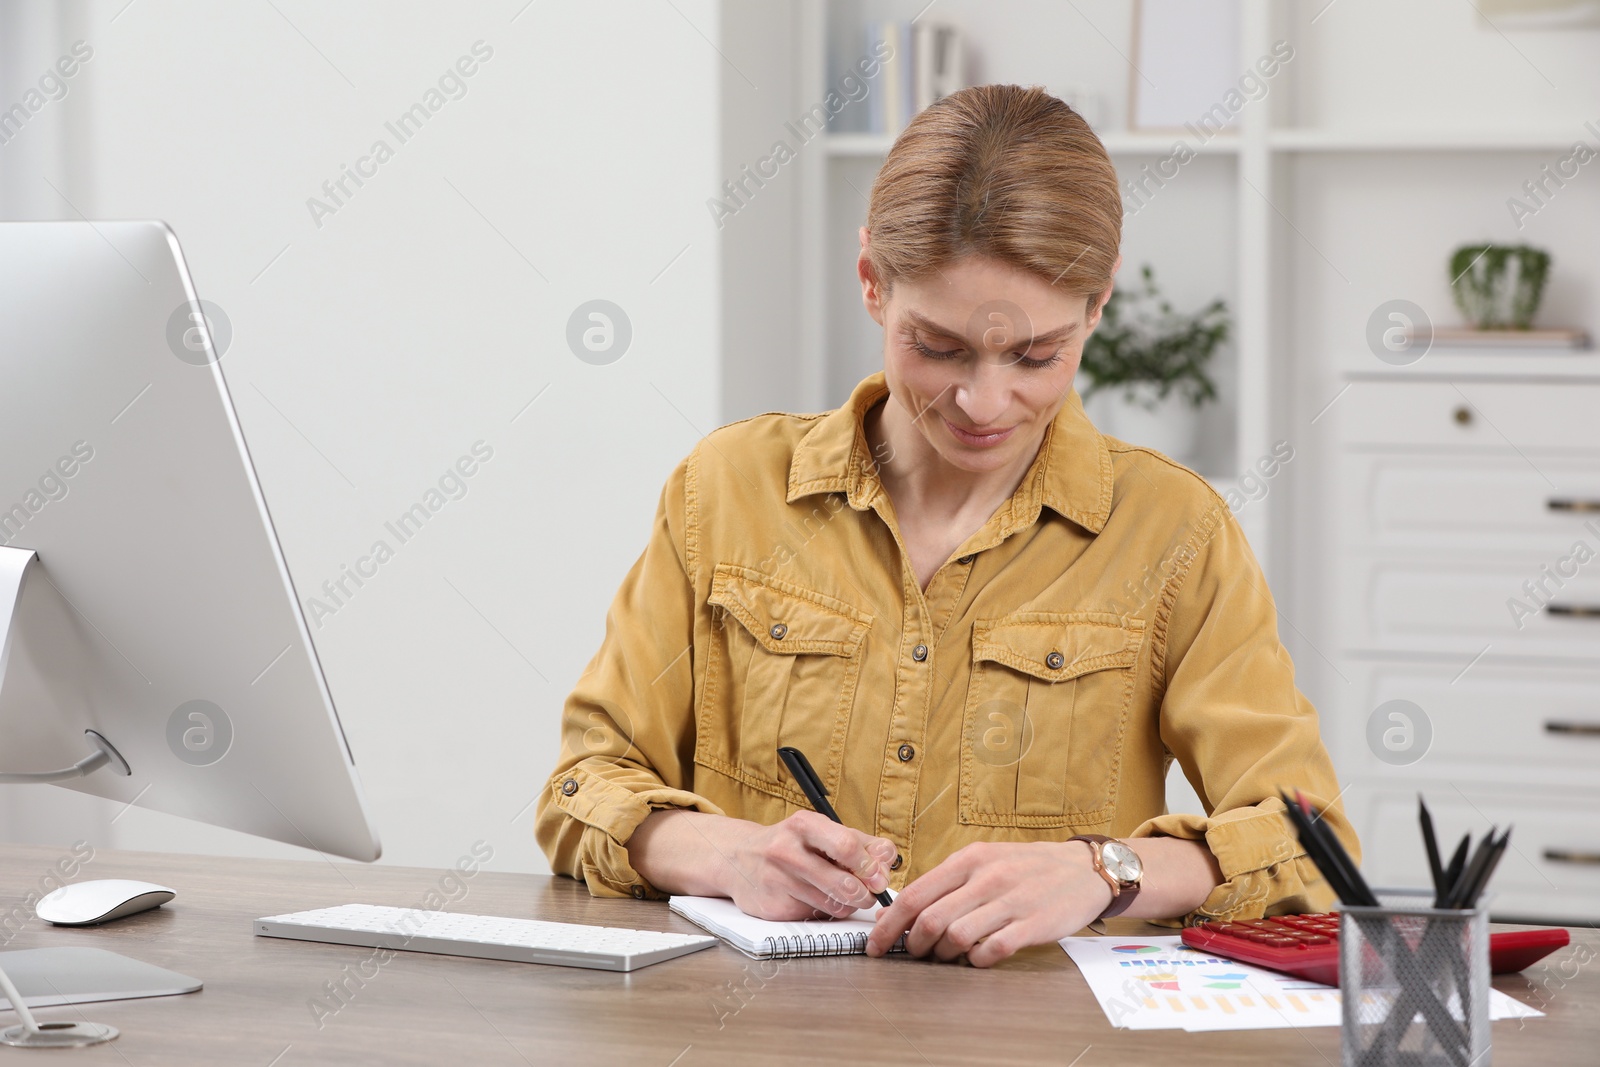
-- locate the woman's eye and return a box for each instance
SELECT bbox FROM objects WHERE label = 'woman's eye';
[911,338,962,359]
[910,335,1063,369]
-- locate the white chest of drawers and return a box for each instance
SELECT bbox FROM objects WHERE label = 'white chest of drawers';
[1331,363,1600,922]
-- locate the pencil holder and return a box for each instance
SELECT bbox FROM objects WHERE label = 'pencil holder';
[1339,888,1491,1067]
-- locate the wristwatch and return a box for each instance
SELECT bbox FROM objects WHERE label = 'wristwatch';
[1070,834,1143,918]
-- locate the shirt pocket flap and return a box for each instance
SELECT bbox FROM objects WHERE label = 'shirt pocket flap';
[972,611,1143,681]
[708,564,870,656]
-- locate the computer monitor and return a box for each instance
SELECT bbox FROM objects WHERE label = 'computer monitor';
[0,220,380,862]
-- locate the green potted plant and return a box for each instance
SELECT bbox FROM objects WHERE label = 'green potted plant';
[1448,243,1550,330]
[1078,263,1228,463]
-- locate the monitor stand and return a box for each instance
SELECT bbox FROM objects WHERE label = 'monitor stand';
[0,547,131,783]
[0,546,136,1046]
[0,960,116,1048]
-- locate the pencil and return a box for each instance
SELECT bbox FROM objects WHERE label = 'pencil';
[1443,827,1497,910]
[1279,790,1363,906]
[1296,789,1377,907]
[1419,796,1446,905]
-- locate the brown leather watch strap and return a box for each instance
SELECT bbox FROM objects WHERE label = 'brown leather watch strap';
[1100,882,1140,917]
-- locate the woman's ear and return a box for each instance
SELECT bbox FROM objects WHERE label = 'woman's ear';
[1087,253,1122,331]
[858,226,886,326]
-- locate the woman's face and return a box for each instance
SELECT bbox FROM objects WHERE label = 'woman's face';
[860,246,1117,476]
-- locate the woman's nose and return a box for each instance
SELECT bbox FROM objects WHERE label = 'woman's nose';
[953,361,1010,426]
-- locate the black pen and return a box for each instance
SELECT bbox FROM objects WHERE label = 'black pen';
[777,746,894,908]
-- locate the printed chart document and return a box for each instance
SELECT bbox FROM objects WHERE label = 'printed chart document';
[1059,935,1544,1032]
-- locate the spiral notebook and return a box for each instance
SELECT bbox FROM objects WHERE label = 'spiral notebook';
[667,896,907,959]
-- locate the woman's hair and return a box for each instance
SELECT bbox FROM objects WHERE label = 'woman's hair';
[865,84,1122,312]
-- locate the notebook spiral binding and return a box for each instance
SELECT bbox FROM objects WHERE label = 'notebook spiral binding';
[759,931,907,958]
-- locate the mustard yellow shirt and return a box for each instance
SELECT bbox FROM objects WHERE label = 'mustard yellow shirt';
[535,371,1358,924]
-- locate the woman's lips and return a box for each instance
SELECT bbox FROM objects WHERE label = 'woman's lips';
[943,415,1016,447]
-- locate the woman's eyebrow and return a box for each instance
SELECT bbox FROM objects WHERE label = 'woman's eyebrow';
[903,309,1078,346]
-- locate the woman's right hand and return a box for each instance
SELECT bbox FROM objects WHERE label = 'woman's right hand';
[720,810,897,920]
[629,808,897,919]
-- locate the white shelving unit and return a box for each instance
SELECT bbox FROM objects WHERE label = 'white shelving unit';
[1267,128,1592,152]
[792,0,1600,585]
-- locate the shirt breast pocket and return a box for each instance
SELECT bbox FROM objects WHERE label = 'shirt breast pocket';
[699,563,872,802]
[958,611,1145,828]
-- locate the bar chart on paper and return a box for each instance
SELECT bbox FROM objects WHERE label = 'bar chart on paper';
[1059,937,1542,1033]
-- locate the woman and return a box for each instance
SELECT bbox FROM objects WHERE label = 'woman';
[536,84,1356,968]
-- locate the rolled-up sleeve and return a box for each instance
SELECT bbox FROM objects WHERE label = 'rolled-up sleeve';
[1129,502,1359,926]
[534,449,723,898]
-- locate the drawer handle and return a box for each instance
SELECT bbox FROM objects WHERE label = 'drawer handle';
[1452,405,1473,426]
[1545,720,1600,736]
[1548,498,1600,513]
[1547,604,1600,618]
[1544,848,1600,866]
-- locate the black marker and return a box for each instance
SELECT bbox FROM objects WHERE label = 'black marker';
[777,746,894,908]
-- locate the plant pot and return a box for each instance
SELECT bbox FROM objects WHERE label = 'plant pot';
[1449,244,1551,330]
[1102,382,1202,464]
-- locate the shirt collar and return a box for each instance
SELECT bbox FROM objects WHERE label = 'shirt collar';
[786,371,1113,536]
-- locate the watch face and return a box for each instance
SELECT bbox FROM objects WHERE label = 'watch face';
[1103,841,1142,883]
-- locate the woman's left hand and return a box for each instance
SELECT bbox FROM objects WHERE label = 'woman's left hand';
[864,840,1114,968]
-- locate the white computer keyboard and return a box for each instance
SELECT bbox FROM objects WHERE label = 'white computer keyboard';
[254,903,719,972]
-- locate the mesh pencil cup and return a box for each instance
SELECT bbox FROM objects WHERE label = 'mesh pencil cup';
[1339,888,1491,1067]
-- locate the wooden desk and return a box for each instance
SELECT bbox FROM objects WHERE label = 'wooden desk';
[0,842,1590,1065]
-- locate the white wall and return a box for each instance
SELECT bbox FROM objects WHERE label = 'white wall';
[0,0,724,874]
[718,0,809,419]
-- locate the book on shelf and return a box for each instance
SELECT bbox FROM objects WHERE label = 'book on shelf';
[865,20,964,137]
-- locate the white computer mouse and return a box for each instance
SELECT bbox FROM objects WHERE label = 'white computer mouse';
[35,879,176,926]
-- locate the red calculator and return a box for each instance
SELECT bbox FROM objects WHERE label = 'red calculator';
[1179,913,1571,987]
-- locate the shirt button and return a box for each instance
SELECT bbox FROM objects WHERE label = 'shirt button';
[769,623,788,640]
[561,778,579,796]
[957,554,974,565]
[890,853,903,871]
[631,885,647,899]
[911,643,928,662]
[897,743,915,762]
[1046,651,1065,670]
